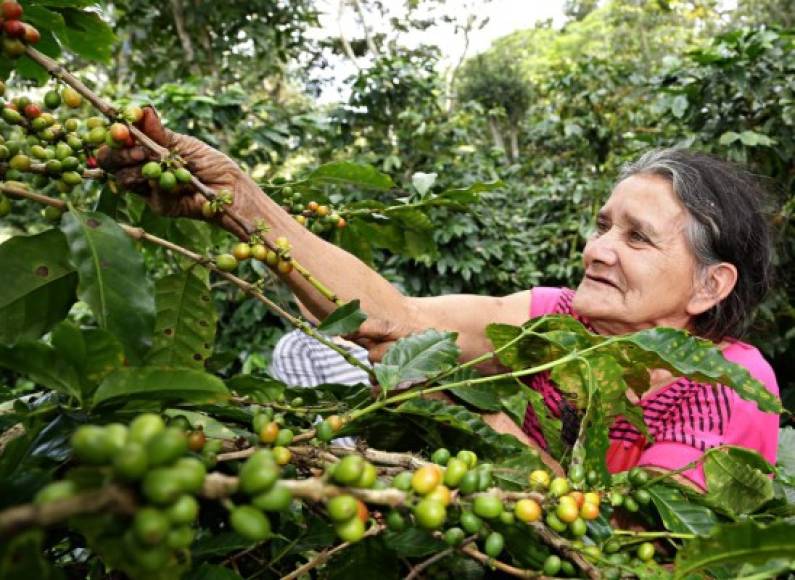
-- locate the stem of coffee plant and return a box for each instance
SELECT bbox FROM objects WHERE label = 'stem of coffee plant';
[0,183,374,379]
[24,45,345,308]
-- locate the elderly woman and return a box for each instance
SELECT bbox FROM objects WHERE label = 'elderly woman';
[102,111,780,489]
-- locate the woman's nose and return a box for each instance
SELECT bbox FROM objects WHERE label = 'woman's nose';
[583,230,619,267]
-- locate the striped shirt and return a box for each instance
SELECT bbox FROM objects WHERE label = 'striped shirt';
[522,287,780,489]
[269,329,371,448]
[270,329,371,388]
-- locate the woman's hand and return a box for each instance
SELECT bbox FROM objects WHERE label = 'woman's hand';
[97,107,252,223]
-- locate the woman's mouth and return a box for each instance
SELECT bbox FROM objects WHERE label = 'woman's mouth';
[585,274,620,290]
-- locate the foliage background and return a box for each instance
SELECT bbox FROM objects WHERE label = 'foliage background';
[3,0,794,412]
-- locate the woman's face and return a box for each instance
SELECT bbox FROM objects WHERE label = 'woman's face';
[573,173,703,335]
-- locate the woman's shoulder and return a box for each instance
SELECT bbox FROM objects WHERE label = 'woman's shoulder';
[530,287,576,318]
[721,339,779,397]
[530,287,595,330]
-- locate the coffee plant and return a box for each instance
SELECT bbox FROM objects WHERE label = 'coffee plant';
[2,2,795,579]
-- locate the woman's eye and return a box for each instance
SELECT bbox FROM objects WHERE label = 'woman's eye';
[595,221,609,234]
[630,230,648,243]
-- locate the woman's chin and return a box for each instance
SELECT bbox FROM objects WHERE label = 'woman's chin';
[573,285,619,320]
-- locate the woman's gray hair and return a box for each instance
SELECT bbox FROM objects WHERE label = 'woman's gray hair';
[618,148,773,341]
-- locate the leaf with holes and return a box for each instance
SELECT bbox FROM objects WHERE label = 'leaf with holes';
[147,268,217,368]
[704,447,775,515]
[0,229,77,345]
[647,485,720,536]
[60,210,155,365]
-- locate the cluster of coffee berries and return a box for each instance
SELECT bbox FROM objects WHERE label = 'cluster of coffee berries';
[140,159,194,193]
[251,406,294,466]
[214,235,294,275]
[0,84,146,216]
[33,414,209,576]
[324,455,380,542]
[278,186,346,232]
[527,466,603,540]
[1,1,41,58]
[230,448,293,541]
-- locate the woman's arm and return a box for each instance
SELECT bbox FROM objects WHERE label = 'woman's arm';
[102,109,533,366]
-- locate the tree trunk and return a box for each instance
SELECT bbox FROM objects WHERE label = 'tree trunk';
[169,0,199,76]
[487,116,506,153]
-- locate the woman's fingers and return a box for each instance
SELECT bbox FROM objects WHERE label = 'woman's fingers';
[137,106,173,147]
[114,165,149,192]
[96,145,150,170]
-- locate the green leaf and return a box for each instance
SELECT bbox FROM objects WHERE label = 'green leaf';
[395,398,537,462]
[433,180,503,206]
[388,207,434,231]
[582,390,611,484]
[374,329,460,391]
[0,229,77,345]
[51,321,125,394]
[523,386,565,459]
[318,300,367,336]
[60,8,117,62]
[449,371,520,412]
[147,269,218,368]
[308,161,394,191]
[674,520,795,579]
[381,528,446,557]
[777,427,795,481]
[718,131,740,146]
[671,94,689,118]
[647,484,720,536]
[615,327,782,413]
[0,341,81,401]
[93,367,228,406]
[703,447,774,515]
[60,210,155,365]
[226,375,285,403]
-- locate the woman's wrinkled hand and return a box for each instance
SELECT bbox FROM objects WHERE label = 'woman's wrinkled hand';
[96,107,249,221]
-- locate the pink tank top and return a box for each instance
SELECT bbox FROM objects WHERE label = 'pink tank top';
[523,287,780,489]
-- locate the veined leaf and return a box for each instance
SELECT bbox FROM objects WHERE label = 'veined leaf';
[0,341,81,401]
[0,229,77,345]
[93,367,228,406]
[647,484,720,536]
[615,327,781,413]
[447,368,519,411]
[308,161,394,191]
[776,427,795,482]
[147,268,217,368]
[703,447,774,515]
[395,398,534,461]
[674,520,795,579]
[51,321,124,396]
[60,8,117,62]
[226,375,285,403]
[60,210,155,365]
[318,300,367,336]
[432,180,503,206]
[582,390,611,485]
[375,329,460,391]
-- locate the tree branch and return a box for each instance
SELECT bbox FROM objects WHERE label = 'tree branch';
[0,485,136,537]
[280,523,383,580]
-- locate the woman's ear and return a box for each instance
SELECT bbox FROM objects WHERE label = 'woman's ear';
[687,262,738,316]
